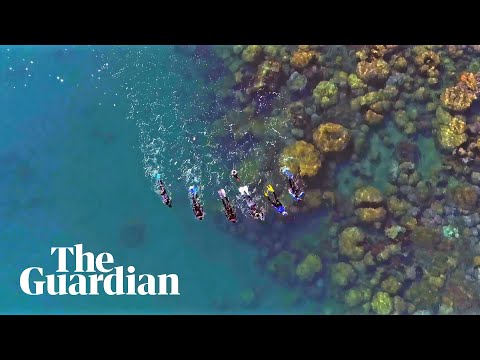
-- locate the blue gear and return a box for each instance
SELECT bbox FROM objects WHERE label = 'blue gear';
[282,167,294,180]
[289,190,305,202]
[189,185,199,196]
[275,205,286,214]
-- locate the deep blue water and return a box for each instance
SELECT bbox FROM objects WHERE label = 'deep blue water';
[0,45,326,314]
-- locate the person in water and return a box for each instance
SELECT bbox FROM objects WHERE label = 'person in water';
[239,185,265,220]
[153,174,172,207]
[231,169,240,182]
[218,189,237,223]
[282,167,305,202]
[156,178,173,207]
[189,184,205,220]
[264,184,288,216]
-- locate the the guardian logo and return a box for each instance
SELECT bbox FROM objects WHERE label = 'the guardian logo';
[19,244,180,296]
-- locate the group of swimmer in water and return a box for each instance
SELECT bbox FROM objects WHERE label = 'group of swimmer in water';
[153,167,305,222]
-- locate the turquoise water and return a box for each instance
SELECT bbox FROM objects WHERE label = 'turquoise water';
[0,45,327,314]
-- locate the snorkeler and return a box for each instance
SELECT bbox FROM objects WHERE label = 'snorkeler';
[239,185,265,221]
[218,189,237,223]
[264,184,288,216]
[188,184,205,220]
[154,174,172,207]
[231,169,240,182]
[282,167,305,202]
[157,179,173,207]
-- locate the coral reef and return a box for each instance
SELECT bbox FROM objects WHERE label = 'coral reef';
[313,81,338,108]
[440,71,480,112]
[441,86,475,112]
[279,140,322,177]
[290,48,316,69]
[331,262,356,287]
[241,45,262,63]
[313,123,351,153]
[450,185,478,212]
[385,225,405,239]
[339,227,365,260]
[357,59,390,84]
[437,115,467,150]
[354,186,384,205]
[404,279,439,310]
[414,49,440,78]
[344,287,371,308]
[296,254,322,281]
[267,251,297,284]
[252,60,282,93]
[210,45,480,315]
[381,276,403,295]
[353,186,387,223]
[371,292,393,315]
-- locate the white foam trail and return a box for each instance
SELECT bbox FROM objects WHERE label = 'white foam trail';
[102,46,246,200]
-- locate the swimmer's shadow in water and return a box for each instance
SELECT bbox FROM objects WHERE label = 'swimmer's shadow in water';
[119,222,147,248]
[91,128,116,145]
